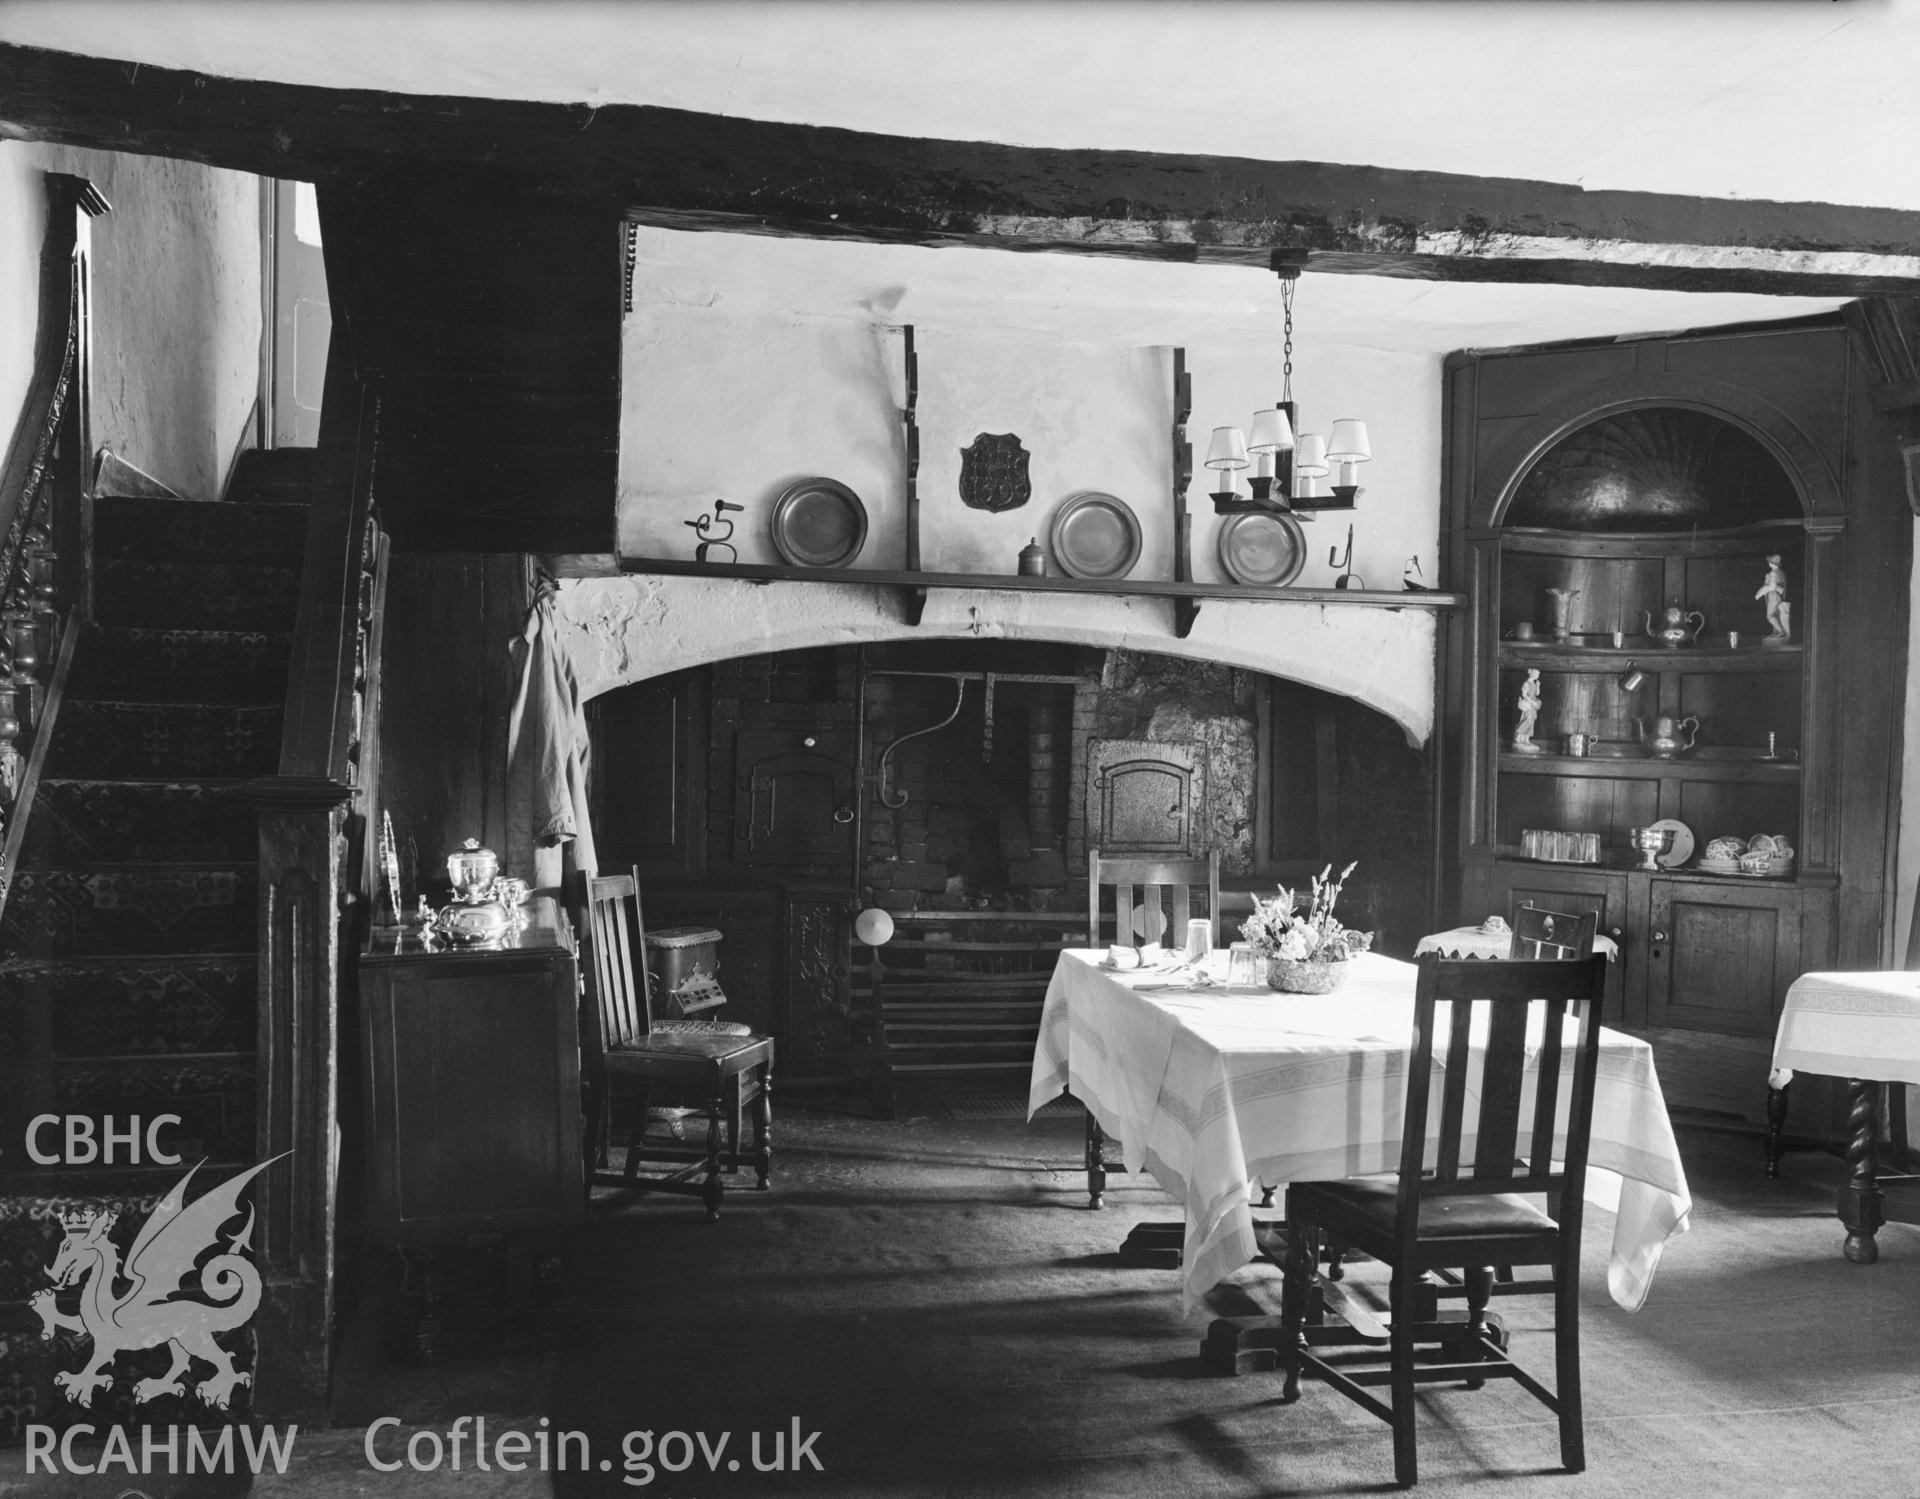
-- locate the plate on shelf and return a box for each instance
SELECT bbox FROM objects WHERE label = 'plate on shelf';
[1050,491,1143,580]
[769,477,869,568]
[1217,511,1306,586]
[1648,817,1694,868]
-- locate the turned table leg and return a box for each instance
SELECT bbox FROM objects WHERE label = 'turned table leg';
[1086,1113,1108,1210]
[1766,1081,1790,1178]
[1840,1079,1885,1265]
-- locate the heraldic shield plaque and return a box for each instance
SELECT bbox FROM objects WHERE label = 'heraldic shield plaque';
[958,433,1032,513]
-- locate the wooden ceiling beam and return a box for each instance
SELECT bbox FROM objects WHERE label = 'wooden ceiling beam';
[5,41,1920,295]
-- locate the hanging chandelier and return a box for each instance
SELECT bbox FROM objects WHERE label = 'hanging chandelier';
[1204,265,1370,517]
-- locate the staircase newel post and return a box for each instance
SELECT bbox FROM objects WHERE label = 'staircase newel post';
[243,774,353,1422]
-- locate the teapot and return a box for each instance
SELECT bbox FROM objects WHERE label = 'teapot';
[1642,605,1706,648]
[1636,714,1700,759]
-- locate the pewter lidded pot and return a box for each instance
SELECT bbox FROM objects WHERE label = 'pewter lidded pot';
[446,838,499,900]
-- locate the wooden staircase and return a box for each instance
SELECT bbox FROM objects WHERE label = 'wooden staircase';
[0,449,312,1442]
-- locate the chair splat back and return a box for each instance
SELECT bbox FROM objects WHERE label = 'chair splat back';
[1089,848,1221,948]
[1397,954,1607,1239]
[583,872,652,1049]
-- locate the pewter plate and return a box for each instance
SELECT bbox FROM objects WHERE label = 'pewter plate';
[1217,511,1307,587]
[1050,491,1142,580]
[770,477,869,568]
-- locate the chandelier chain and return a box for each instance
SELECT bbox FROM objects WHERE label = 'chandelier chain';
[1281,277,1295,400]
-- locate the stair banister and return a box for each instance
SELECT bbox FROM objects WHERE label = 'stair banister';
[0,175,106,912]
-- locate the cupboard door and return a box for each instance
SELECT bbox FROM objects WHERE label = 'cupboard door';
[1484,865,1629,1022]
[782,886,854,1078]
[1647,880,1801,1036]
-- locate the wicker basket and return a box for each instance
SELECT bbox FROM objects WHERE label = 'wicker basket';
[1267,957,1350,994]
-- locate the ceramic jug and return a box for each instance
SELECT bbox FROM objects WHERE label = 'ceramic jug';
[1642,605,1706,648]
[1636,714,1700,759]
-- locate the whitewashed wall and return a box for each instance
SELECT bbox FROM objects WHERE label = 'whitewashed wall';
[0,142,262,503]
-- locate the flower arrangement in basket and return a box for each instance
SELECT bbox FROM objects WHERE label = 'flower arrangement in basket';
[1241,862,1373,993]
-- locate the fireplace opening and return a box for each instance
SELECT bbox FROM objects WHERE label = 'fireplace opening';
[586,638,1431,1083]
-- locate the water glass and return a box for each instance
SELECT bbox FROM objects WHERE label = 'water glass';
[1184,917,1212,964]
[1227,942,1262,986]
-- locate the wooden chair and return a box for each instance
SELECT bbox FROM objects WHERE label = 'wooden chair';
[569,869,774,1220]
[1081,848,1221,1210]
[1278,953,1608,1488]
[1508,903,1598,962]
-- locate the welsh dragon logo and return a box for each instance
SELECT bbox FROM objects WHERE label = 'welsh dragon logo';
[31,1154,285,1410]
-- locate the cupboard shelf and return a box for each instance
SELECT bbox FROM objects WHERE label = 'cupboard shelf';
[1498,752,1800,782]
[1498,643,1803,672]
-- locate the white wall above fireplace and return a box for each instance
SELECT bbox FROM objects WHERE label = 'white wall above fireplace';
[552,574,1438,745]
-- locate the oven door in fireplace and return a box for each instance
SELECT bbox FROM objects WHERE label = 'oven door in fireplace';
[734,731,858,866]
[1088,737,1209,858]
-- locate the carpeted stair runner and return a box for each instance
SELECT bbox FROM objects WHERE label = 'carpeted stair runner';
[0,448,310,1442]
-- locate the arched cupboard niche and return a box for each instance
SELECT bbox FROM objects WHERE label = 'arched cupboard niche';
[1440,319,1909,1041]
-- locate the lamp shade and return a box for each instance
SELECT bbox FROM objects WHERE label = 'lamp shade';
[1204,426,1250,471]
[1328,419,1371,465]
[1248,407,1295,453]
[1294,432,1330,478]
[854,907,895,946]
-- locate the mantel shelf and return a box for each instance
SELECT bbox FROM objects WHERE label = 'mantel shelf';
[616,555,1464,636]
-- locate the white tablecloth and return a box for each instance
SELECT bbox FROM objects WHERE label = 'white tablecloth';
[1416,925,1620,962]
[1028,950,1691,1315]
[1769,970,1920,1089]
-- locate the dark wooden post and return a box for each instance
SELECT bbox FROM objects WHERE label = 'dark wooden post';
[244,364,388,1418]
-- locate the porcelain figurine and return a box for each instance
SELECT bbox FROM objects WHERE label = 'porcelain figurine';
[1512,669,1544,754]
[1643,605,1705,648]
[1756,554,1790,642]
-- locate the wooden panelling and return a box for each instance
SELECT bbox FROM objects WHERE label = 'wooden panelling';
[375,553,529,894]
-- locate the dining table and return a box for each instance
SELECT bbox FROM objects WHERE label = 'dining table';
[1767,969,1920,1263]
[1027,949,1692,1323]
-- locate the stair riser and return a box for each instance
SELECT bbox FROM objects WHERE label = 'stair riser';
[0,871,256,959]
[15,784,254,867]
[0,959,256,1058]
[68,628,289,706]
[92,495,308,567]
[45,703,282,780]
[93,560,300,632]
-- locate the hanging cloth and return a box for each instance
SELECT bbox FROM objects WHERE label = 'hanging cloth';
[507,576,597,888]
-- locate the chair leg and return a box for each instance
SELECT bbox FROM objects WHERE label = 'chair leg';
[1085,1113,1107,1210]
[1463,1266,1495,1389]
[702,1093,726,1222]
[753,1067,773,1190]
[622,1081,651,1182]
[1389,1269,1419,1488]
[1555,1257,1585,1473]
[1278,1220,1318,1404]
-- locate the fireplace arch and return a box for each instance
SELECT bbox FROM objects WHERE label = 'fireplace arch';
[552,575,1438,744]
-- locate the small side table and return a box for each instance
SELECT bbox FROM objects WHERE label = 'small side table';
[1768,970,1920,1264]
[1414,925,1620,962]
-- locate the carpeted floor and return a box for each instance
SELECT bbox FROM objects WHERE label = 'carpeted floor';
[231,1084,1920,1499]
